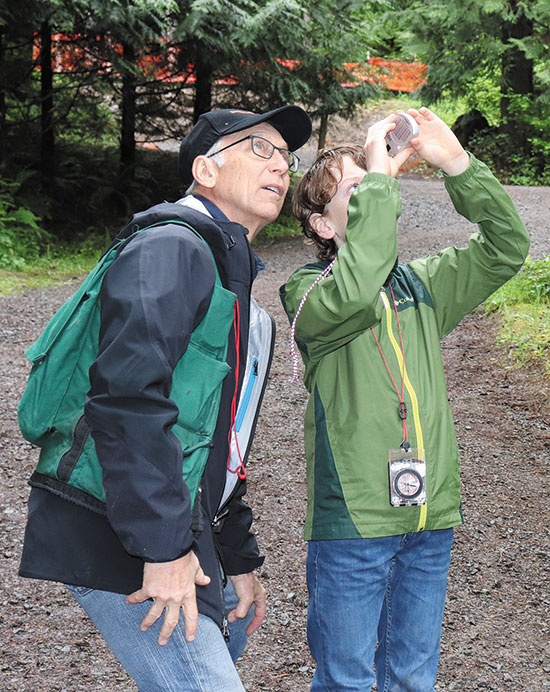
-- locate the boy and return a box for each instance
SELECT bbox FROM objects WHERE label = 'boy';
[279,108,529,691]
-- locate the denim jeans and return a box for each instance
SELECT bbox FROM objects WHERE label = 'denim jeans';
[307,528,454,692]
[67,578,252,691]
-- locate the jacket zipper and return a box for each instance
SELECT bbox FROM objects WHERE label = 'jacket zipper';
[235,358,258,432]
[381,289,428,531]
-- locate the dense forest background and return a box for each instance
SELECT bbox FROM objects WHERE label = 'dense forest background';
[1,0,550,255]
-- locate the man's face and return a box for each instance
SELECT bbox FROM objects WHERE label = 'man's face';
[320,155,367,249]
[206,123,291,240]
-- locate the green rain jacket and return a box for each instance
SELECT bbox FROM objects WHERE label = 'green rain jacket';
[280,156,529,540]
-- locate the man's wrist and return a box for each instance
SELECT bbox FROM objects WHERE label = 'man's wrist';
[142,543,194,564]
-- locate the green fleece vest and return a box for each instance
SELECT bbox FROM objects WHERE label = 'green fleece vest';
[18,221,236,514]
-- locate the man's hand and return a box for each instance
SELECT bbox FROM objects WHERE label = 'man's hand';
[126,550,210,646]
[227,572,267,635]
[407,107,470,176]
[364,113,414,177]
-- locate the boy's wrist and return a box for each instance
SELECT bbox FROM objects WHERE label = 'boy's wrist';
[360,171,399,184]
[357,172,401,195]
[441,151,470,177]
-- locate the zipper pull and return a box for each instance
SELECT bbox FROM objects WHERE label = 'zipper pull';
[222,617,230,640]
[212,506,230,531]
[223,231,236,249]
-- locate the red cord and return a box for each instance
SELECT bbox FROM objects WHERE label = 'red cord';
[227,299,246,479]
[370,284,409,445]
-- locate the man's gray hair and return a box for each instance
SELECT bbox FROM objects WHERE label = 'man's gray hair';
[185,138,226,195]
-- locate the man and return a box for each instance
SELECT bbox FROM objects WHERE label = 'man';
[280,108,529,691]
[18,105,312,691]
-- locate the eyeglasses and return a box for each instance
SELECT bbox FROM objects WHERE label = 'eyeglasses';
[207,135,300,173]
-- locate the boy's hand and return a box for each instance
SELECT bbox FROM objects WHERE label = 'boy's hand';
[407,107,470,176]
[364,114,413,177]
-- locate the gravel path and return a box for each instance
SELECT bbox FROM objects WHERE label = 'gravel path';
[1,176,549,691]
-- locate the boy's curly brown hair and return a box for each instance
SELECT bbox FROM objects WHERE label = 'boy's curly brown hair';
[292,145,368,262]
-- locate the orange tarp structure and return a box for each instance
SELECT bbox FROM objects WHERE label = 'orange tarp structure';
[34,35,427,93]
[344,57,427,93]
[275,57,427,93]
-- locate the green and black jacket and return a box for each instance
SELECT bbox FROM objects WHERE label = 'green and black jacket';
[280,156,529,540]
[19,202,272,630]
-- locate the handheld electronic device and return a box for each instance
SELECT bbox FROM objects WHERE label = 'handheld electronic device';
[385,113,419,157]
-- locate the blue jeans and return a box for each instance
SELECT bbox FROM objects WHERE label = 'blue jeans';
[67,579,252,691]
[307,529,454,692]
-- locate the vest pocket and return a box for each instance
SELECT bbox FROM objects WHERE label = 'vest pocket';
[171,343,231,437]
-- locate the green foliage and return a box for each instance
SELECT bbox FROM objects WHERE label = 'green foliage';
[520,257,550,303]
[370,93,468,128]
[390,0,530,100]
[0,179,52,270]
[38,142,182,239]
[511,0,550,102]
[459,90,550,184]
[0,239,107,296]
[488,257,550,308]
[495,302,550,376]
[383,0,550,181]
[485,257,550,376]
[175,0,380,120]
[59,89,118,147]
[469,128,550,185]
[461,74,501,126]
[260,213,300,242]
[1,0,391,211]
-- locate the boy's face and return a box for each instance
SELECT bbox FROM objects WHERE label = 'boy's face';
[311,155,367,249]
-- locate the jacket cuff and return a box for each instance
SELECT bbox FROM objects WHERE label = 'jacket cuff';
[443,152,479,187]
[223,553,265,576]
[142,538,195,563]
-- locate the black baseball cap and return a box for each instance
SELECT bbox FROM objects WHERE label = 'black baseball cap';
[178,105,312,186]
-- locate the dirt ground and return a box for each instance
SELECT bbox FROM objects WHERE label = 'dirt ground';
[1,118,549,690]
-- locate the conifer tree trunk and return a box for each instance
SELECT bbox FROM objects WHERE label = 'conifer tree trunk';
[193,43,213,122]
[318,114,329,150]
[120,42,136,179]
[500,1,533,148]
[40,21,55,187]
[0,27,6,170]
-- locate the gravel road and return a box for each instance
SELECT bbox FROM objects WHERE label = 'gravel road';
[1,176,549,691]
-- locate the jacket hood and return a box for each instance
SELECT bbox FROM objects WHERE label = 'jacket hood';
[113,202,249,287]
